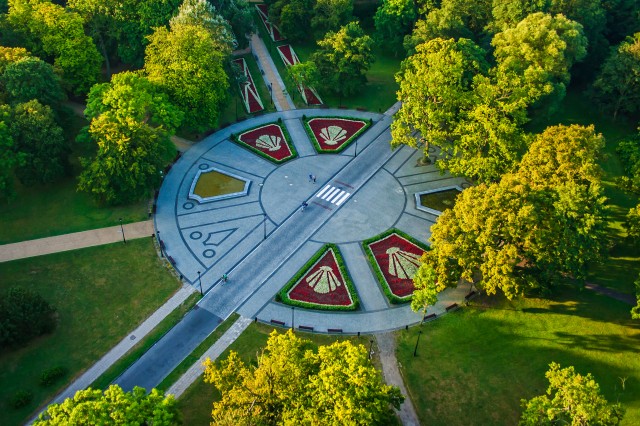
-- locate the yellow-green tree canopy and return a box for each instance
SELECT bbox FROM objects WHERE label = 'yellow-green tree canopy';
[204,330,404,425]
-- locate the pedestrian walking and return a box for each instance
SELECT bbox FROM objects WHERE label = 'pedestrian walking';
[312,175,316,184]
[221,273,228,283]
[308,174,313,182]
[301,202,308,211]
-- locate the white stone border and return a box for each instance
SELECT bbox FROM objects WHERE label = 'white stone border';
[414,186,462,216]
[188,167,251,204]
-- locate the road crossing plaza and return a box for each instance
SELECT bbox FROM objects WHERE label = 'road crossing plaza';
[316,184,351,206]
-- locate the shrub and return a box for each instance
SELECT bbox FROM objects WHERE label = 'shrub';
[40,366,68,387]
[9,390,33,409]
[0,287,57,350]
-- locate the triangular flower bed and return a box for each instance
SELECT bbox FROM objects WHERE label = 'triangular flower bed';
[277,244,359,311]
[304,116,371,153]
[255,4,285,42]
[233,122,297,163]
[362,229,429,304]
[231,57,264,114]
[276,45,323,106]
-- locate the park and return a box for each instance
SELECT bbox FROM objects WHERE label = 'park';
[1,0,640,425]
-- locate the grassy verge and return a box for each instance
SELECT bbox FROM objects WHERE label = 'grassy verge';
[397,289,640,425]
[91,292,201,390]
[177,322,376,425]
[0,239,181,426]
[156,313,240,391]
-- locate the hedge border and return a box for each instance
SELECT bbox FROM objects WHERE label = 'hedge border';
[362,228,430,304]
[276,244,360,311]
[231,120,297,164]
[303,116,372,154]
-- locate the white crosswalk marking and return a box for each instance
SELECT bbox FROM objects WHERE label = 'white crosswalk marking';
[315,185,351,206]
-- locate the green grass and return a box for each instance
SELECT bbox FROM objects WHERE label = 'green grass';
[157,313,240,391]
[91,292,201,390]
[0,239,181,426]
[177,322,376,424]
[397,289,640,425]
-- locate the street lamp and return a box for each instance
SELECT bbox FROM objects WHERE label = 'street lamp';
[368,339,374,360]
[119,218,126,244]
[197,270,203,295]
[263,213,267,240]
[413,329,422,357]
[291,306,294,330]
[269,83,273,107]
[355,139,358,157]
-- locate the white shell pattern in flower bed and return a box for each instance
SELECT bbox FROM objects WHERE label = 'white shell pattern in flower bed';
[255,134,282,151]
[386,247,421,280]
[319,126,347,145]
[306,266,342,294]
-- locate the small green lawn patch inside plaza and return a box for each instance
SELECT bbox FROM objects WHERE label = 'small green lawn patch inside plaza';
[0,239,181,426]
[192,170,247,199]
[397,289,640,426]
[418,188,462,213]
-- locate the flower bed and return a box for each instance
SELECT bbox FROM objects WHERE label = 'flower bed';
[277,244,359,310]
[233,122,296,163]
[232,58,264,114]
[363,229,429,304]
[255,4,285,42]
[304,116,371,153]
[276,44,323,106]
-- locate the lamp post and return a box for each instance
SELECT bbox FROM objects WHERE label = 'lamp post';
[197,270,203,295]
[263,213,267,240]
[291,306,294,330]
[119,218,126,244]
[413,329,422,357]
[269,83,273,107]
[368,339,374,360]
[355,138,358,157]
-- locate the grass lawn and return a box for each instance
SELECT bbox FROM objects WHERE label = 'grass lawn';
[397,290,640,425]
[177,322,378,424]
[0,113,147,244]
[0,239,181,426]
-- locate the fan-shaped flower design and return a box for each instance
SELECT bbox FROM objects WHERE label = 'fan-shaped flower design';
[319,126,347,145]
[386,247,421,279]
[255,134,282,151]
[306,265,341,294]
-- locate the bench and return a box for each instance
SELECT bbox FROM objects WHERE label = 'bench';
[270,319,285,326]
[298,325,314,331]
[424,313,437,321]
[159,240,166,250]
[445,303,459,312]
[465,290,477,300]
[327,328,343,333]
[167,256,176,266]
[356,107,367,111]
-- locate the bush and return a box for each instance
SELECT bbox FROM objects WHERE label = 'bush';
[0,287,57,350]
[9,390,33,409]
[40,366,68,387]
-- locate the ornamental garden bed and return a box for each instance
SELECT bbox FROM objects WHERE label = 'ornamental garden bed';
[232,57,264,114]
[255,4,285,42]
[303,116,372,153]
[276,244,359,310]
[276,44,323,106]
[363,229,428,304]
[232,121,297,163]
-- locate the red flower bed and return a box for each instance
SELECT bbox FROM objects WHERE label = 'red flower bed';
[306,117,368,151]
[232,58,264,114]
[276,45,323,106]
[256,4,285,42]
[237,124,294,162]
[367,233,425,299]
[286,248,355,308]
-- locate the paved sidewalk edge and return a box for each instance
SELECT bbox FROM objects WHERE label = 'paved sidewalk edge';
[167,316,253,398]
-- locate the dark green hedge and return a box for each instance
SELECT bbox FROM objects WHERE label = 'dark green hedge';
[276,244,360,311]
[302,116,372,154]
[361,228,430,305]
[231,120,297,164]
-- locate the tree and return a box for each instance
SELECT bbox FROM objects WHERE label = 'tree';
[0,286,56,350]
[0,104,24,199]
[624,204,640,243]
[269,0,314,42]
[210,0,255,49]
[171,0,235,52]
[287,61,320,97]
[7,0,102,94]
[10,99,67,185]
[1,56,64,106]
[311,21,374,98]
[593,33,640,119]
[615,131,640,193]
[0,46,29,74]
[34,385,180,425]
[410,262,440,317]
[489,0,549,33]
[492,13,587,114]
[145,22,229,131]
[78,72,181,204]
[374,0,416,53]
[204,330,404,425]
[312,0,353,36]
[520,363,625,425]
[424,125,608,298]
[633,275,640,319]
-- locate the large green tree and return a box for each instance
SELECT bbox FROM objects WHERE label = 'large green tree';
[0,104,23,199]
[424,125,608,299]
[520,363,625,425]
[269,0,314,42]
[171,0,235,53]
[204,330,403,425]
[311,21,374,98]
[145,21,229,131]
[10,99,67,185]
[374,0,417,53]
[35,385,180,425]
[311,0,353,36]
[593,33,640,119]
[1,56,64,106]
[210,0,255,49]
